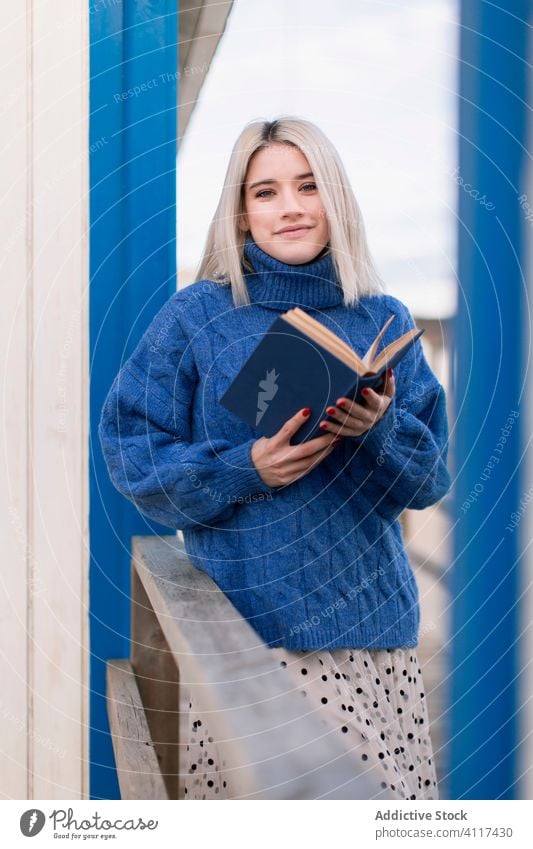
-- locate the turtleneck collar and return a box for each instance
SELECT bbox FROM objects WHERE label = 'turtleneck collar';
[241,233,345,311]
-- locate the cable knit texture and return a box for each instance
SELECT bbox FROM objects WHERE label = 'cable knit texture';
[98,234,452,649]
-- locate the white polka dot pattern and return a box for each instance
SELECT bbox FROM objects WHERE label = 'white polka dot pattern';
[183,646,438,800]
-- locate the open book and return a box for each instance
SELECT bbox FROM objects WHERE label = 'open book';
[220,307,425,445]
[283,307,423,379]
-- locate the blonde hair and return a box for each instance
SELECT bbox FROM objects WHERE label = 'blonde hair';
[194,116,386,307]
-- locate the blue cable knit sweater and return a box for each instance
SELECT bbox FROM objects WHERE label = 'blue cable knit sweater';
[98,234,452,650]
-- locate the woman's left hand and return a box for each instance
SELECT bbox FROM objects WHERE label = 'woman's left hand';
[319,368,395,439]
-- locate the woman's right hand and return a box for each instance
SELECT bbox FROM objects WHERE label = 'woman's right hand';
[251,408,342,488]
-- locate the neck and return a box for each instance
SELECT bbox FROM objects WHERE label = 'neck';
[241,234,344,311]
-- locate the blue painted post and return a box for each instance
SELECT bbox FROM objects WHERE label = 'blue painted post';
[450,0,529,799]
[89,2,177,799]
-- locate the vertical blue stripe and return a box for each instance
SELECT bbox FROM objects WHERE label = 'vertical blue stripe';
[451,0,529,799]
[89,1,177,799]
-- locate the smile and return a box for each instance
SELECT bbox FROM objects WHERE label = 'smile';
[277,227,312,239]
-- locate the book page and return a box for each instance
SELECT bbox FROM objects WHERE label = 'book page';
[290,307,358,361]
[282,310,366,374]
[361,314,396,368]
[371,327,423,372]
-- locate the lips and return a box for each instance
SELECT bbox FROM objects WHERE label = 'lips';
[278,224,311,236]
[277,225,312,236]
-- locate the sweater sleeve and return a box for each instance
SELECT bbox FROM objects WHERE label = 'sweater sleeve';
[351,297,452,522]
[98,295,274,530]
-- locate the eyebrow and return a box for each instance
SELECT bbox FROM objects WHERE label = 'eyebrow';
[247,172,314,191]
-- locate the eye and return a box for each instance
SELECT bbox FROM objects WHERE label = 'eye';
[256,189,274,198]
[301,183,317,191]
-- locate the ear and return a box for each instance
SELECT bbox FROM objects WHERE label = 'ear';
[237,213,249,233]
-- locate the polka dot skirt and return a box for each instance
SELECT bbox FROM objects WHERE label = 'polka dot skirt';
[182,646,438,800]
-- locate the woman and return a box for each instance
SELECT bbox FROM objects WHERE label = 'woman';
[98,116,451,800]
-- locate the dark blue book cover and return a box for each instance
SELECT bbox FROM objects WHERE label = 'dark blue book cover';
[220,315,424,445]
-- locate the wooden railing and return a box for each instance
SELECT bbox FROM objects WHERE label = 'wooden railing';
[106,535,381,800]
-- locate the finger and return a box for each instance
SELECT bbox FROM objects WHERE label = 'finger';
[279,429,339,460]
[359,387,383,411]
[334,393,378,422]
[317,417,363,437]
[324,403,369,429]
[283,439,339,477]
[381,368,395,399]
[273,406,314,446]
[362,391,394,426]
[298,431,339,456]
[320,418,372,438]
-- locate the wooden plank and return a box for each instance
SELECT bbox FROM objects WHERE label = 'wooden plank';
[106,660,169,800]
[31,1,89,798]
[0,2,30,800]
[406,503,451,575]
[131,569,180,799]
[132,536,381,800]
[178,0,234,140]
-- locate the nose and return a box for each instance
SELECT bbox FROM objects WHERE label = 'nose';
[279,186,306,217]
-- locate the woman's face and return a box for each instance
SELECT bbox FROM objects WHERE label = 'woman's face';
[239,142,330,264]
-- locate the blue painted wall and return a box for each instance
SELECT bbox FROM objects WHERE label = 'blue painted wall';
[451,0,530,799]
[89,2,177,800]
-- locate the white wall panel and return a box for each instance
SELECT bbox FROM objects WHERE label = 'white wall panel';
[0,1,89,800]
[0,2,30,802]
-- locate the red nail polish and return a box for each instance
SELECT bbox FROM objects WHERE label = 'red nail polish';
[337,400,346,408]
[302,408,311,416]
[362,389,370,396]
[326,407,336,415]
[319,422,328,429]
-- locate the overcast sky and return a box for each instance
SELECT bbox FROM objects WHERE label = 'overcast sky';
[177,0,459,317]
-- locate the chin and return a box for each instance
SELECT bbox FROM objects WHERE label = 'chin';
[276,242,326,265]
